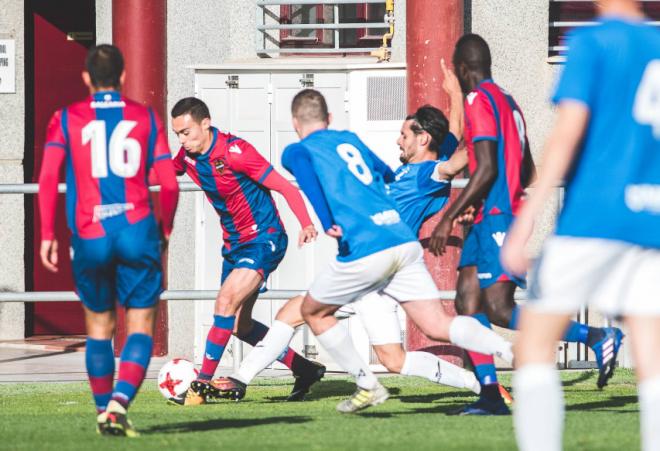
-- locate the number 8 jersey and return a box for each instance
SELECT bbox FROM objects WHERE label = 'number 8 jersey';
[282,129,416,262]
[464,79,528,223]
[40,91,175,239]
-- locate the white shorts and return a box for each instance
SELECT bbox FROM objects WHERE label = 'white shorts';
[353,292,403,345]
[529,236,660,317]
[308,241,440,306]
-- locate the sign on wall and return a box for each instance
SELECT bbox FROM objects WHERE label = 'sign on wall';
[0,39,15,93]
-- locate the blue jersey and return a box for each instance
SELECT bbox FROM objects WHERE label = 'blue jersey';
[553,17,660,247]
[282,129,416,262]
[388,133,458,234]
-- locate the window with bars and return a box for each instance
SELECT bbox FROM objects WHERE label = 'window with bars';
[549,0,660,58]
[256,1,390,56]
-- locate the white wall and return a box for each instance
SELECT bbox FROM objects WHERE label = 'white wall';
[0,0,25,339]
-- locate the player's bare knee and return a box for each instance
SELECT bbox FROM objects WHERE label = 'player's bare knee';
[374,346,405,373]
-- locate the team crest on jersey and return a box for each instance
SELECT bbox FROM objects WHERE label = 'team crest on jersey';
[213,158,226,174]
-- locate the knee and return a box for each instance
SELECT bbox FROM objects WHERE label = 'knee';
[485,302,513,329]
[376,348,405,373]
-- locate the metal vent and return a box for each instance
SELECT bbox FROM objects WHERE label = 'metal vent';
[367,76,406,122]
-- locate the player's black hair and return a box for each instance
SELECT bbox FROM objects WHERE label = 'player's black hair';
[171,97,211,123]
[406,105,449,152]
[291,89,329,123]
[453,33,492,76]
[85,44,124,89]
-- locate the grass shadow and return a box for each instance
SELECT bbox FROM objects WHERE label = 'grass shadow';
[566,395,638,413]
[266,380,401,402]
[394,391,476,404]
[143,415,312,434]
[561,371,595,387]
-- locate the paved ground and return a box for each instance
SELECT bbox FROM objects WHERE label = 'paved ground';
[0,347,289,383]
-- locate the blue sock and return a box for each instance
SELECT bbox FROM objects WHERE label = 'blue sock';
[469,313,499,387]
[85,337,115,413]
[112,333,153,408]
[510,305,591,344]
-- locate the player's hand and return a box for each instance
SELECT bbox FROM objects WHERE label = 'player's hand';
[441,58,461,98]
[455,205,476,226]
[500,216,534,276]
[298,225,318,247]
[326,225,343,238]
[40,239,59,273]
[429,216,453,256]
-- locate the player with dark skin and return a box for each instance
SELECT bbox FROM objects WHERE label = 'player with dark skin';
[429,38,535,332]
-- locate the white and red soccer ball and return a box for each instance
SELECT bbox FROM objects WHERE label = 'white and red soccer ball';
[157,358,198,401]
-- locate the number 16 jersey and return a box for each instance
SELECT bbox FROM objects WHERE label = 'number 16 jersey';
[282,129,416,262]
[43,91,172,239]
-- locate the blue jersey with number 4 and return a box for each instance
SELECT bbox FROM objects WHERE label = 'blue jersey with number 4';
[553,17,660,247]
[282,129,416,262]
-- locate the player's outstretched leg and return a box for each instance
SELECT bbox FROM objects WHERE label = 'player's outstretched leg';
[509,305,624,388]
[449,314,510,416]
[234,296,326,401]
[302,295,388,413]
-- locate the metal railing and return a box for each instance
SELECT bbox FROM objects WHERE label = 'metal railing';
[255,0,390,55]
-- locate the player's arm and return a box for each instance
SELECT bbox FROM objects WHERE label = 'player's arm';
[147,148,186,185]
[234,139,317,246]
[38,110,68,273]
[501,29,595,275]
[429,140,498,255]
[502,102,588,274]
[281,143,337,237]
[433,132,466,181]
[260,170,318,246]
[441,58,464,140]
[149,111,180,241]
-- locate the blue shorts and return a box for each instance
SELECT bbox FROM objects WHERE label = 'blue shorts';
[71,215,163,312]
[221,232,288,289]
[458,214,526,289]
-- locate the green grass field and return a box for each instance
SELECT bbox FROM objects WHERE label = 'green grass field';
[0,370,640,451]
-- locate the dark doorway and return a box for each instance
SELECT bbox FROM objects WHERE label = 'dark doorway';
[25,0,96,335]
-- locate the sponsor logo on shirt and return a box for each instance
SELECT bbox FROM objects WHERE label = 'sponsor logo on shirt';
[229,145,242,154]
[90,94,126,109]
[467,92,478,105]
[92,202,135,222]
[370,209,401,226]
[625,184,660,213]
[491,231,506,247]
[395,166,410,181]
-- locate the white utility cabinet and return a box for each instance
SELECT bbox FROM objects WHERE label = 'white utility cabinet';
[190,59,408,372]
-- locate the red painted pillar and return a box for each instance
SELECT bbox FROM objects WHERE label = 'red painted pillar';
[406,0,465,366]
[112,0,169,356]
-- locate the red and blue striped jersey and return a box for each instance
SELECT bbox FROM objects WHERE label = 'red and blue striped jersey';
[464,80,528,222]
[174,127,284,247]
[43,91,174,239]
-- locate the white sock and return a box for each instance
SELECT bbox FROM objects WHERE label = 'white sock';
[513,363,563,451]
[449,316,514,364]
[232,320,295,385]
[639,376,660,451]
[400,351,480,394]
[316,323,378,390]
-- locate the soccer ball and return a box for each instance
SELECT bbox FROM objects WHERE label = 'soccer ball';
[157,358,198,401]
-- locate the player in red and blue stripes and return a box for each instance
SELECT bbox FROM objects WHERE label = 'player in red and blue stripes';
[167,98,325,405]
[38,45,179,436]
[430,34,622,415]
